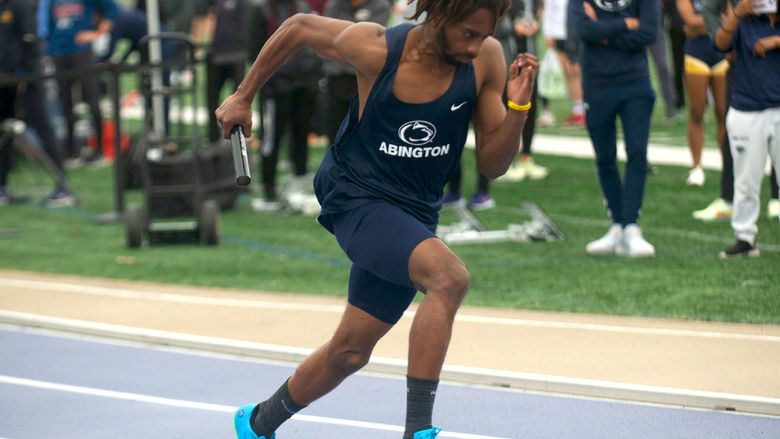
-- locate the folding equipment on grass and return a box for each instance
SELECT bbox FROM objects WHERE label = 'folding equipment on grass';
[438,202,565,244]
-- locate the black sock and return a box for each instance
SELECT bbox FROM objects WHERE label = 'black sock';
[403,375,439,439]
[250,379,307,437]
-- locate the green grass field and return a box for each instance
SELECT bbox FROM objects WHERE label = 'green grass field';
[1,47,777,325]
[1,136,778,324]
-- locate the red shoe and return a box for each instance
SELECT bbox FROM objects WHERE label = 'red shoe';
[561,113,585,127]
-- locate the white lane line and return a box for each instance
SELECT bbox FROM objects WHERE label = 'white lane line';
[2,315,779,416]
[0,375,509,439]
[2,278,779,343]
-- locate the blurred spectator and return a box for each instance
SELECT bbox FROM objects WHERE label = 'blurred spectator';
[677,0,728,187]
[206,0,249,143]
[571,0,660,257]
[662,0,686,111]
[306,0,329,148]
[647,3,680,122]
[713,0,780,257]
[248,0,320,204]
[306,0,327,15]
[442,145,494,210]
[39,0,118,165]
[96,6,152,63]
[694,0,778,221]
[136,0,209,42]
[501,0,550,181]
[542,0,585,126]
[322,0,390,145]
[392,0,423,24]
[135,0,209,87]
[96,6,178,138]
[1,0,74,206]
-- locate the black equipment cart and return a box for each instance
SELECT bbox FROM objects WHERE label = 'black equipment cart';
[125,33,236,247]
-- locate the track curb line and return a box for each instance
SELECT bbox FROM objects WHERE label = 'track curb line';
[2,310,779,416]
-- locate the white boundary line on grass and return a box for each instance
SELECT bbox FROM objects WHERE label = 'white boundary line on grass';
[123,103,737,171]
[1,310,779,416]
[2,278,779,342]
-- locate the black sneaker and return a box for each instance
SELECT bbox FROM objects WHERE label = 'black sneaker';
[719,240,760,259]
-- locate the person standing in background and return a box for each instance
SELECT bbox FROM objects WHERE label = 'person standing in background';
[40,0,118,165]
[542,0,586,126]
[1,0,74,206]
[662,0,687,113]
[647,0,681,122]
[305,0,327,15]
[206,0,249,144]
[571,0,660,257]
[322,0,390,145]
[501,0,549,181]
[247,0,320,205]
[696,0,779,221]
[713,0,780,257]
[677,0,728,187]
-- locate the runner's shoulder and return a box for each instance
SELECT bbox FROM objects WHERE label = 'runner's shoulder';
[336,22,388,76]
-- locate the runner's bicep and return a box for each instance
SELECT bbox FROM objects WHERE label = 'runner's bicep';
[334,22,387,78]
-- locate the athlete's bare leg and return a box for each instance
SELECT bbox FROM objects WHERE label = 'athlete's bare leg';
[557,50,583,105]
[685,72,710,167]
[287,304,393,404]
[407,237,470,378]
[710,73,727,149]
[286,237,469,402]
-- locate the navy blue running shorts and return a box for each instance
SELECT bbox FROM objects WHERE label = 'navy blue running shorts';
[330,201,436,324]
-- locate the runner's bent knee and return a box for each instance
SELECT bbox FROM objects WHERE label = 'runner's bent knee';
[409,238,470,305]
[325,342,372,376]
[425,265,470,309]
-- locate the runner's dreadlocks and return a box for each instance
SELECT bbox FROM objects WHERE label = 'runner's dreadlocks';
[409,0,511,29]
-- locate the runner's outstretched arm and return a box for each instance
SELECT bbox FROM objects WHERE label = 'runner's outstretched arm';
[216,14,355,139]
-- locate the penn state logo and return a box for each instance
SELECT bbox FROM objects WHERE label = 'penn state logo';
[398,121,436,146]
[593,0,632,11]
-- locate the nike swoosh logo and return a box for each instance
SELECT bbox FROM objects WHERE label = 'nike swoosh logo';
[451,101,467,111]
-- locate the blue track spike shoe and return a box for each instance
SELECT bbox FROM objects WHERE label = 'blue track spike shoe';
[413,427,442,438]
[234,404,276,439]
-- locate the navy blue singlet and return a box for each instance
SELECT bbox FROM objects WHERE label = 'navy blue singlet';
[314,23,478,231]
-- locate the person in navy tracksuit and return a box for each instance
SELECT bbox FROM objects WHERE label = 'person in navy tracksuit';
[570,0,659,257]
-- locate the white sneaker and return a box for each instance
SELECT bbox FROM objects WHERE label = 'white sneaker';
[250,198,280,212]
[499,163,526,182]
[768,199,779,220]
[686,166,705,187]
[617,224,655,258]
[586,224,623,255]
[519,158,549,180]
[538,108,556,127]
[692,198,732,222]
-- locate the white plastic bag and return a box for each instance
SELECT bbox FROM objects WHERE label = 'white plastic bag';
[537,50,568,100]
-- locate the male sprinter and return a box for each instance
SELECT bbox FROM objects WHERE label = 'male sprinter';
[216,1,537,437]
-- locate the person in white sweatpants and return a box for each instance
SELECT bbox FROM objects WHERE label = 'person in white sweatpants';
[714,0,780,258]
[727,109,780,252]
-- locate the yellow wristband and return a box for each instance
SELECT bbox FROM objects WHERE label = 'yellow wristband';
[507,100,532,111]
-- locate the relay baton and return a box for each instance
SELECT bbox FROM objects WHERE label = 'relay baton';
[230,126,251,186]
